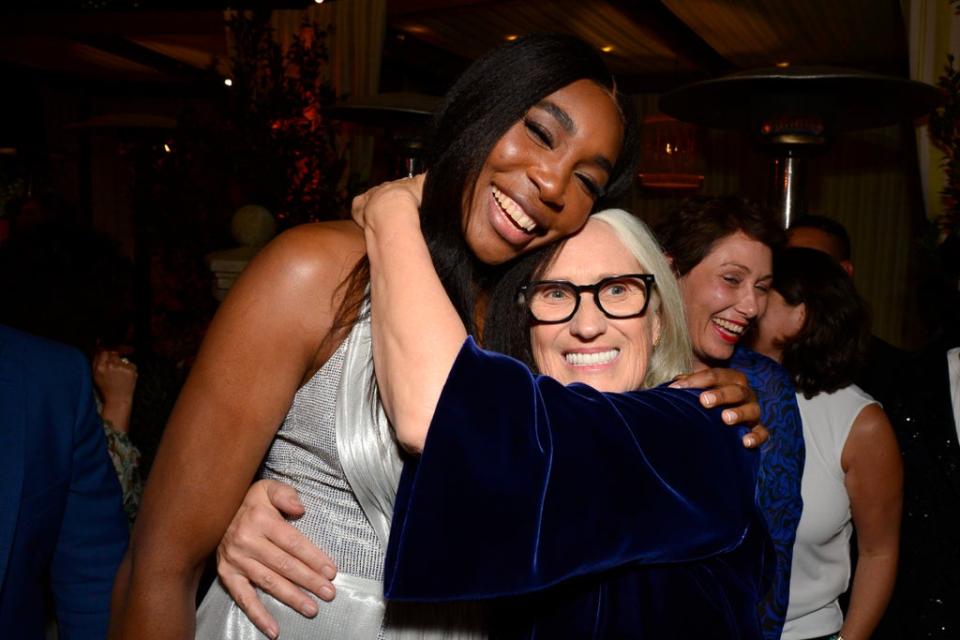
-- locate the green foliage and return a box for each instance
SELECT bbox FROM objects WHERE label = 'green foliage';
[221,10,347,226]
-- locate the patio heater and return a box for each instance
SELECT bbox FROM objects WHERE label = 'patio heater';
[324,92,438,178]
[659,67,943,228]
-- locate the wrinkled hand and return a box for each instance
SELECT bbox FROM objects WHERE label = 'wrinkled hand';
[351,173,425,229]
[92,349,138,433]
[671,368,768,448]
[217,479,338,640]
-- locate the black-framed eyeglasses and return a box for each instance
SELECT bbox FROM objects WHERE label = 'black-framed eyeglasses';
[518,273,656,324]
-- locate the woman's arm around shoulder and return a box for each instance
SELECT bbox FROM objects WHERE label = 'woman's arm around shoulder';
[840,402,903,640]
[109,221,365,639]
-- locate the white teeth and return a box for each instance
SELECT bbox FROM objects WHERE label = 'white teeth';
[712,318,744,334]
[565,349,619,366]
[492,185,537,233]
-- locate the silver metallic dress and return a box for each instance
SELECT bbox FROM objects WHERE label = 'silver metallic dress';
[196,313,485,639]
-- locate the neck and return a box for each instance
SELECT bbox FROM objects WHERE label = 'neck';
[760,347,783,363]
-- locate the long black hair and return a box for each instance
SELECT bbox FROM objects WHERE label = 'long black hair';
[773,247,870,398]
[421,34,639,334]
[332,34,639,345]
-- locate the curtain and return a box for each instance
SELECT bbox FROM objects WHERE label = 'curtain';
[904,0,960,223]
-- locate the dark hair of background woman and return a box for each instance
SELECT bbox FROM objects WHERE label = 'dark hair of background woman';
[332,33,640,344]
[654,195,785,277]
[772,246,870,398]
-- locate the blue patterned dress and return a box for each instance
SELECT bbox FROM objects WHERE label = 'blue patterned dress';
[730,347,805,640]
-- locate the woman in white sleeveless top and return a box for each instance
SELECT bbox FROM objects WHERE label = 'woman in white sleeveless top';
[752,247,902,640]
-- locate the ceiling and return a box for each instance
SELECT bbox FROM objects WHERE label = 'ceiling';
[0,0,909,94]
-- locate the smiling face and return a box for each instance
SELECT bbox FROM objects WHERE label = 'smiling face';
[530,220,660,392]
[463,79,624,265]
[677,231,773,368]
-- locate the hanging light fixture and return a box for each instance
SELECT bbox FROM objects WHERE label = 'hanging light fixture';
[637,114,704,190]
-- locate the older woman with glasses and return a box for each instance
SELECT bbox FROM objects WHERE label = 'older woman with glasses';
[357,188,772,637]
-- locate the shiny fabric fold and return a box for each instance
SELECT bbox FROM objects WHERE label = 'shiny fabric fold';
[197,573,387,639]
[335,304,404,551]
[197,313,485,639]
[384,338,772,638]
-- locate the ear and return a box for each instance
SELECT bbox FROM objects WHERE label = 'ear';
[664,253,682,279]
[651,311,663,346]
[790,302,807,336]
[840,259,854,278]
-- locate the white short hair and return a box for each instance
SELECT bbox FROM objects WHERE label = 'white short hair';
[591,209,693,387]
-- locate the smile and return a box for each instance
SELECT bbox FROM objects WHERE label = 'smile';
[564,349,620,366]
[711,317,746,344]
[492,185,537,233]
[712,317,745,335]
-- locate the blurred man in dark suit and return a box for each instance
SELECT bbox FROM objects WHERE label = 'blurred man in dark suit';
[875,232,960,639]
[0,324,128,638]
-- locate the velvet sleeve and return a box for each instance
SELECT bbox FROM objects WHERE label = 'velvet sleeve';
[384,338,760,601]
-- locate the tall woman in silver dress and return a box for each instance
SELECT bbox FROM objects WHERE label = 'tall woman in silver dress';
[109,33,640,639]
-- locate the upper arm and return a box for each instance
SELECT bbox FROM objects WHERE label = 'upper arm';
[128,223,365,574]
[842,403,903,553]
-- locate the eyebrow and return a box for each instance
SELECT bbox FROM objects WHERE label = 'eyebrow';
[533,99,615,175]
[535,98,575,134]
[721,262,773,279]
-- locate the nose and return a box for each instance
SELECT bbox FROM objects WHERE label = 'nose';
[568,293,607,340]
[735,288,760,320]
[528,161,567,211]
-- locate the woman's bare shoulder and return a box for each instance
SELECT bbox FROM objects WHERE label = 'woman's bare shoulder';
[206,221,365,366]
[237,222,363,298]
[263,220,365,270]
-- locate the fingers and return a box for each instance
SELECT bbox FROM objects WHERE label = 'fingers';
[219,570,281,639]
[743,424,770,448]
[671,367,748,390]
[218,540,323,616]
[351,175,427,228]
[263,479,306,518]
[259,512,337,598]
[217,512,334,616]
[93,350,138,377]
[219,483,337,601]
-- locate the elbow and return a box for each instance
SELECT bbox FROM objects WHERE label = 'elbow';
[121,532,206,598]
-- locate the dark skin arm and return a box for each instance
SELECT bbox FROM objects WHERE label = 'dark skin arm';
[108,222,364,640]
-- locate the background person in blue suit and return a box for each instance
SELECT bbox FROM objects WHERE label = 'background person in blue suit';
[0,324,129,638]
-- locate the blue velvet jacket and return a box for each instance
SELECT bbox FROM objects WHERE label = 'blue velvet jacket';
[730,347,805,640]
[384,339,774,639]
